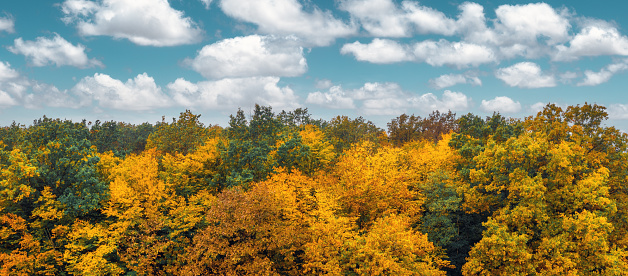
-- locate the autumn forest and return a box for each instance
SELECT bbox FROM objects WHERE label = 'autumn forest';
[1,103,627,275]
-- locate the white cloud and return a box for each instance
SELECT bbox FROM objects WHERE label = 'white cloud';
[480,96,521,113]
[413,39,496,68]
[185,35,307,79]
[0,91,17,107]
[27,82,78,109]
[0,62,20,82]
[403,1,457,36]
[340,2,572,61]
[341,39,412,64]
[362,97,408,115]
[306,86,355,109]
[494,3,570,45]
[559,71,578,84]
[307,82,471,115]
[0,62,31,106]
[72,73,171,110]
[199,0,213,9]
[0,61,77,109]
[352,82,402,100]
[429,73,481,89]
[529,102,548,114]
[0,62,20,106]
[554,25,628,61]
[339,0,409,37]
[351,82,410,115]
[339,0,457,37]
[0,15,15,33]
[409,90,470,112]
[578,60,628,86]
[220,0,356,46]
[168,77,299,111]
[315,79,333,89]
[341,38,495,68]
[456,2,493,42]
[495,62,556,88]
[61,0,203,46]
[459,3,570,59]
[8,34,103,68]
[608,104,628,120]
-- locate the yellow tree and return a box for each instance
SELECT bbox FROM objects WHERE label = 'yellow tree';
[181,170,319,275]
[462,129,628,275]
[328,142,423,229]
[65,148,215,275]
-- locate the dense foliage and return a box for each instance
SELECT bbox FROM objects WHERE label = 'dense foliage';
[1,104,627,275]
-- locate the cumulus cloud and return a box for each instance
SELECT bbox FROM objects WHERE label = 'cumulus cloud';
[0,62,20,82]
[185,35,307,79]
[352,82,402,100]
[72,73,171,110]
[61,0,203,46]
[409,90,470,112]
[559,71,578,84]
[339,2,628,66]
[429,73,481,89]
[494,3,570,45]
[352,82,410,115]
[340,0,458,37]
[578,59,628,86]
[413,39,496,68]
[0,62,22,107]
[608,104,628,120]
[307,82,408,114]
[306,82,470,115]
[339,0,409,37]
[340,39,412,64]
[220,0,356,46]
[0,15,15,33]
[315,79,333,89]
[403,1,457,36]
[480,96,521,113]
[8,34,103,68]
[28,82,79,109]
[458,3,570,59]
[340,2,573,60]
[168,77,299,111]
[495,62,556,88]
[342,38,495,68]
[529,102,549,114]
[306,86,355,109]
[199,0,212,9]
[554,25,628,61]
[0,61,77,109]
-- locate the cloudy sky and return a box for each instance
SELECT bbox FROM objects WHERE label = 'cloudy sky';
[1,0,628,129]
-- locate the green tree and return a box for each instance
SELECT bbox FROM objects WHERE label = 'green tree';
[147,110,212,155]
[462,104,628,275]
[324,115,383,153]
[388,111,457,146]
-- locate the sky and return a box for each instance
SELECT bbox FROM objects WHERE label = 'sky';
[1,0,628,130]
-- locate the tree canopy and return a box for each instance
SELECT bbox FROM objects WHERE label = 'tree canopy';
[1,103,627,275]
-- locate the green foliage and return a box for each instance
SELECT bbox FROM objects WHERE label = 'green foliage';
[0,103,627,276]
[278,107,324,127]
[147,110,211,155]
[388,110,458,146]
[89,120,155,156]
[324,115,383,152]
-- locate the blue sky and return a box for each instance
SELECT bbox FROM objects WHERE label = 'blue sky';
[1,0,628,130]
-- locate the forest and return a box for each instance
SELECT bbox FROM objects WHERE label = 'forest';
[1,103,627,275]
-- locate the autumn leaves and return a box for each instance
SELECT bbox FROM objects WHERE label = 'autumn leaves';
[1,103,628,275]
